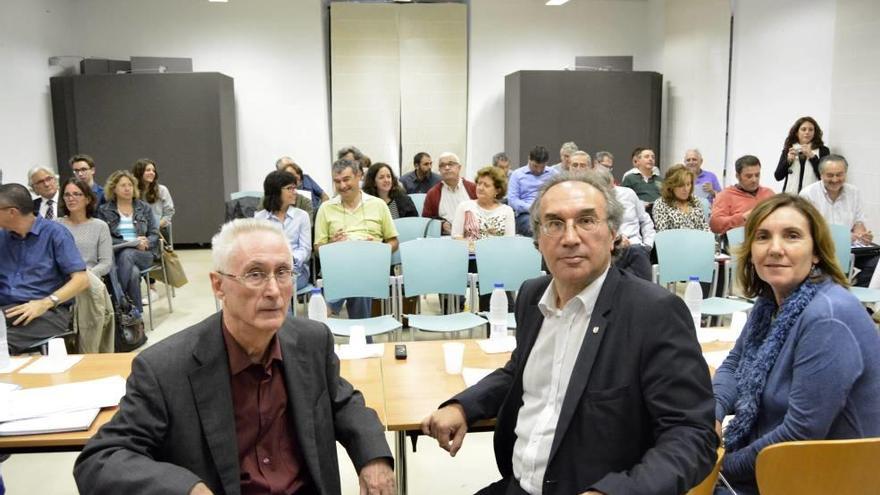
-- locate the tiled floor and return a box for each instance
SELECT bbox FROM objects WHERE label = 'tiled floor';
[3,249,500,494]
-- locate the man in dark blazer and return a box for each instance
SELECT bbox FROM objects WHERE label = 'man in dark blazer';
[422,171,717,495]
[74,219,394,495]
[29,166,59,219]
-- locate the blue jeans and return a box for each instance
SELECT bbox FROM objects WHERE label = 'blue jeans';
[515,211,533,236]
[115,248,155,312]
[327,297,371,319]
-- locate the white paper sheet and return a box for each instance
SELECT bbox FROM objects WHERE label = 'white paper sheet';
[0,357,33,374]
[703,350,731,369]
[0,408,100,436]
[335,343,385,360]
[18,355,83,374]
[0,375,126,422]
[462,367,496,387]
[696,327,742,344]
[0,382,20,393]
[476,337,516,354]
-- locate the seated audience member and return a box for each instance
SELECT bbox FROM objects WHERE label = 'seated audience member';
[710,155,775,235]
[314,159,399,319]
[507,145,556,236]
[550,141,579,172]
[337,145,364,163]
[491,152,511,177]
[0,183,88,354]
[568,151,592,172]
[421,172,717,495]
[58,178,115,353]
[132,158,176,302]
[801,154,877,287]
[74,219,394,495]
[775,116,830,194]
[684,149,721,205]
[70,153,105,204]
[400,152,441,194]
[272,160,314,217]
[254,171,312,291]
[713,194,880,495]
[596,168,656,281]
[28,166,59,219]
[422,152,477,235]
[653,164,709,232]
[96,170,160,313]
[451,166,514,243]
[363,162,418,219]
[620,147,662,204]
[595,150,614,171]
[275,156,329,212]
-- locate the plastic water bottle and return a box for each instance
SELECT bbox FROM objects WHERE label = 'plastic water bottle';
[308,288,328,324]
[489,283,507,340]
[0,315,9,369]
[684,276,703,330]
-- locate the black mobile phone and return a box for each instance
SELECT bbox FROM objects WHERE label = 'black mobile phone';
[394,344,407,360]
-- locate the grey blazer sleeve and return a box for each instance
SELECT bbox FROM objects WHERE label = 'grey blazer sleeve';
[73,356,203,495]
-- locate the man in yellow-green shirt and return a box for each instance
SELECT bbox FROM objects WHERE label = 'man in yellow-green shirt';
[314,159,399,318]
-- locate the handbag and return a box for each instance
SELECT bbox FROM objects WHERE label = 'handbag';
[114,294,146,352]
[152,235,189,288]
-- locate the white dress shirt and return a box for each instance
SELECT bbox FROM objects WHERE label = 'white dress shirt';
[38,191,59,219]
[512,267,609,494]
[613,186,656,247]
[799,181,865,229]
[438,178,472,224]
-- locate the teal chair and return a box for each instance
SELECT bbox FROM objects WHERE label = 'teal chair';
[654,229,753,318]
[829,224,880,304]
[230,190,263,200]
[390,217,441,265]
[409,193,427,216]
[318,241,401,339]
[472,236,543,327]
[699,197,711,224]
[399,238,487,337]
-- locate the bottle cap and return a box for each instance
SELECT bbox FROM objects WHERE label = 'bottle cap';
[494,282,504,289]
[688,276,699,281]
[312,287,322,294]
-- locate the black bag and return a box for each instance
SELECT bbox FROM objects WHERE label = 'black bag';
[114,294,146,352]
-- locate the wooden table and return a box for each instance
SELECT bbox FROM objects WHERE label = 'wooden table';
[0,353,136,454]
[338,356,386,425]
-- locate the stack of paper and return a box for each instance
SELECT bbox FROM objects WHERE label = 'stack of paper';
[0,357,32,374]
[335,343,385,360]
[18,355,83,374]
[477,336,516,354]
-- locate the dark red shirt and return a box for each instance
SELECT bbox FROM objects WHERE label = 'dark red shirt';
[223,327,311,494]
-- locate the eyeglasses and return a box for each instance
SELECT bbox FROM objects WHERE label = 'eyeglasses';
[32,176,56,186]
[438,162,459,169]
[540,216,605,237]
[217,268,295,288]
[63,192,84,199]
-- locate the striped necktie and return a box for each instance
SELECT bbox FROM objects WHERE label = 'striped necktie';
[45,199,54,219]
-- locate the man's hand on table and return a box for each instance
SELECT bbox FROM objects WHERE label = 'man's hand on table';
[420,403,468,456]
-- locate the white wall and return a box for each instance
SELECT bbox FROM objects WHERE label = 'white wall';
[0,0,332,192]
[727,0,837,189]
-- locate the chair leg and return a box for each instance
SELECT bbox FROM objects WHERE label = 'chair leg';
[160,262,173,313]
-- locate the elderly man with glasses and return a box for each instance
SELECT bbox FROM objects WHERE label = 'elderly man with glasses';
[421,152,476,235]
[28,166,60,219]
[422,171,717,495]
[75,218,394,495]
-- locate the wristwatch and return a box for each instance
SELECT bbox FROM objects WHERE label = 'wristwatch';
[48,294,61,307]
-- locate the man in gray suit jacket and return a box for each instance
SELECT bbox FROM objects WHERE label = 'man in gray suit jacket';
[421,171,717,494]
[74,219,394,495]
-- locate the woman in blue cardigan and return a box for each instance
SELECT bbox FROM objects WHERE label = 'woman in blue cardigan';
[713,194,880,494]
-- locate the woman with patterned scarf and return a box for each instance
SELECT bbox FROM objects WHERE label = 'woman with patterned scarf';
[713,194,880,494]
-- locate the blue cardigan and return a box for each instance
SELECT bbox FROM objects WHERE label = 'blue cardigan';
[713,280,880,494]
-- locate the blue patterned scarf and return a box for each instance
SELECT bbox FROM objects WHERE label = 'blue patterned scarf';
[723,279,821,452]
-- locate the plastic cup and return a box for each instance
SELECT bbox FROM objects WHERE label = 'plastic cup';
[349,325,367,348]
[442,342,465,375]
[47,338,68,357]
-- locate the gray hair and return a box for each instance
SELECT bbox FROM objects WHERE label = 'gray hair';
[275,156,295,171]
[684,148,703,159]
[438,152,461,165]
[211,218,291,272]
[818,154,848,173]
[528,170,624,242]
[337,146,364,161]
[492,152,509,167]
[571,150,592,162]
[560,141,579,154]
[27,166,57,188]
[595,151,614,162]
[331,158,360,176]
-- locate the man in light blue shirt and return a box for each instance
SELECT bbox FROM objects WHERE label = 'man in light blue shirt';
[508,146,557,236]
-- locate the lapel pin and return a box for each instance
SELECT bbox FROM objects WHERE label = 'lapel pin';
[592,327,599,334]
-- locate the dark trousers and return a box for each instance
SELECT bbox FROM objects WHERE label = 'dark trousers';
[515,212,533,237]
[614,244,653,281]
[854,253,878,287]
[4,304,72,355]
[115,248,155,312]
[475,477,530,495]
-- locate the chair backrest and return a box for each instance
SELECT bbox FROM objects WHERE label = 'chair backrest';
[391,217,442,265]
[685,448,724,495]
[829,223,853,276]
[409,193,427,216]
[399,238,471,297]
[756,438,880,495]
[699,197,711,223]
[319,240,392,300]
[230,190,263,200]
[654,229,716,285]
[726,226,745,252]
[474,236,543,295]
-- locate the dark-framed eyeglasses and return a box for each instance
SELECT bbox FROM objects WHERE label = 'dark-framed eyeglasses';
[540,216,606,237]
[217,268,295,288]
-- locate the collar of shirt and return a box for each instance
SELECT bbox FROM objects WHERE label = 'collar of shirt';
[8,215,46,240]
[821,183,847,204]
[537,266,610,319]
[222,323,283,375]
[441,178,463,192]
[734,184,758,196]
[327,190,372,209]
